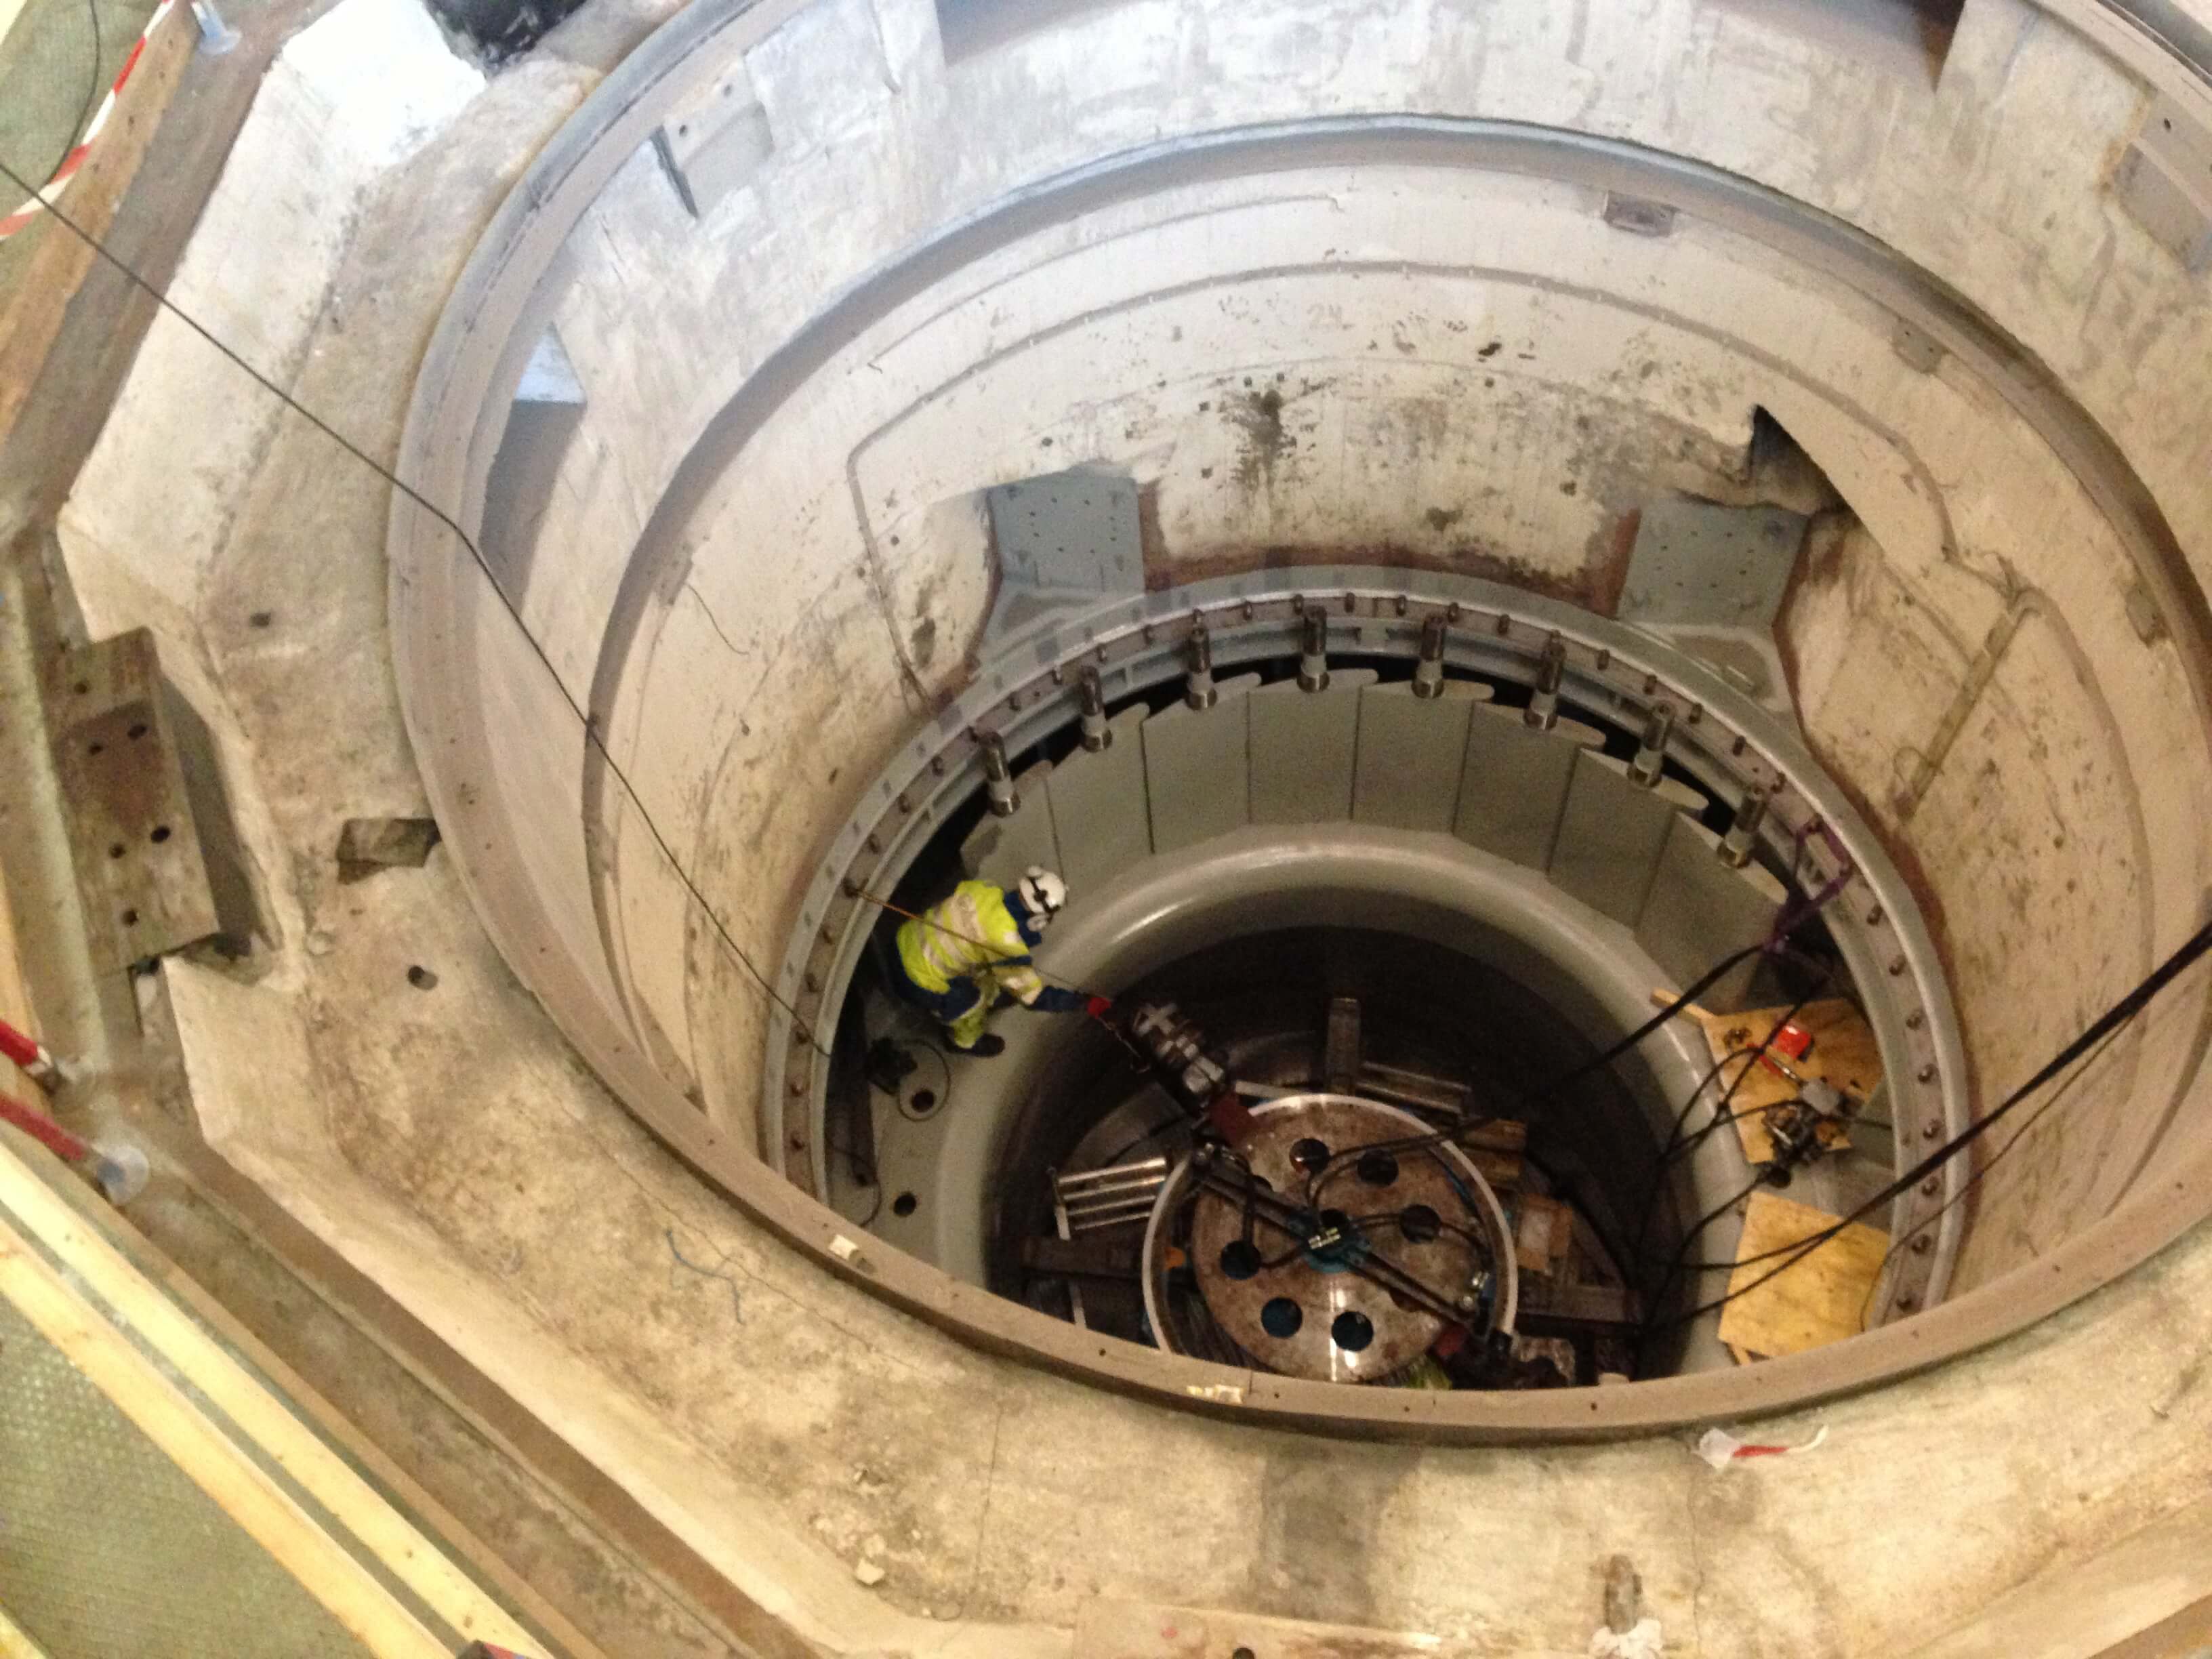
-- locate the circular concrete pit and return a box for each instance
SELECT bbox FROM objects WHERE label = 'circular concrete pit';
[388,0,2212,1438]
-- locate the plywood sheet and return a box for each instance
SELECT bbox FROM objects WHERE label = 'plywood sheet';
[1717,1189,1889,1358]
[1685,996,1881,1163]
[1076,1600,1447,1658]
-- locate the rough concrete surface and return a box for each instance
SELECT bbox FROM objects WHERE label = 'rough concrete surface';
[35,0,2212,1654]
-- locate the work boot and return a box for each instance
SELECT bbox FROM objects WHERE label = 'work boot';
[960,1033,1006,1058]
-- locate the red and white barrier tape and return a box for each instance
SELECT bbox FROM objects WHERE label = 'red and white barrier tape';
[0,0,181,242]
[0,1015,73,1090]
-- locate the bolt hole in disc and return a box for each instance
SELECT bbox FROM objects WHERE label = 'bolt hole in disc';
[1356,1148,1399,1186]
[1290,1136,1330,1174]
[1261,1296,1304,1338]
[1331,1310,1375,1352]
[1218,1240,1262,1280]
[1397,1202,1441,1243]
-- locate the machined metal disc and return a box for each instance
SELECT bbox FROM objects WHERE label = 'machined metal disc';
[1181,1095,1504,1383]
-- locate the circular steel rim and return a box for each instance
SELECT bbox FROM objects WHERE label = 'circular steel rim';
[771,569,1969,1324]
[1143,1096,1521,1383]
[381,30,2212,1431]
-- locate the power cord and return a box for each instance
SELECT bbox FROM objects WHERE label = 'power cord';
[1652,915,2212,1335]
[0,152,836,1061]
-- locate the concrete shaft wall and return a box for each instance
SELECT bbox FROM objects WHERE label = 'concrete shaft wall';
[42,0,2212,1652]
[392,0,2212,1284]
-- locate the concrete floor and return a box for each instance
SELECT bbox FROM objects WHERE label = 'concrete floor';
[16,0,2212,1652]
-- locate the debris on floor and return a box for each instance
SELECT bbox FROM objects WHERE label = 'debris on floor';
[1589,1618,1664,1658]
[1694,1423,1829,1469]
[335,816,441,882]
[1590,1556,1661,1658]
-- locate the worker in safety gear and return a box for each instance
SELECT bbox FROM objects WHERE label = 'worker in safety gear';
[893,866,1106,1056]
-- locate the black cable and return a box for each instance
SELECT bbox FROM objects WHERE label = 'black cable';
[1624,1045,1754,1266]
[1189,1166,1493,1334]
[1856,1015,2135,1329]
[1304,934,1824,1218]
[0,152,836,1062]
[53,0,103,190]
[1657,916,2212,1333]
[1625,960,1837,1295]
[1534,943,1771,1103]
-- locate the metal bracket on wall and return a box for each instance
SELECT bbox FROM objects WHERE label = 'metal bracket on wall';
[1616,498,1809,722]
[2116,95,2212,271]
[982,468,1147,642]
[47,631,254,972]
[650,66,775,221]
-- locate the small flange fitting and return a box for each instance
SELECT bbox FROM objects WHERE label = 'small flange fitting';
[1411,612,1448,699]
[1185,617,1217,711]
[1721,785,1769,868]
[1297,609,1330,693]
[1524,632,1565,729]
[1077,664,1112,751]
[978,728,1019,818]
[1629,703,1675,787]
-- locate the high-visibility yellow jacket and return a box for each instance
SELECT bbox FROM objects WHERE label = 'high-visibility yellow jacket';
[896,880,1063,1008]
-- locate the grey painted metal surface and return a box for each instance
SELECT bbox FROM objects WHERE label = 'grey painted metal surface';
[1547,750,1704,928]
[962,758,1061,885]
[907,822,1735,1358]
[1250,669,1374,825]
[649,60,774,220]
[1454,706,1603,869]
[770,571,1969,1338]
[1141,674,1258,854]
[380,0,2212,1412]
[1353,681,1492,832]
[1635,814,1786,1013]
[984,470,1147,640]
[1046,705,1153,892]
[2116,93,2212,270]
[1618,500,1807,630]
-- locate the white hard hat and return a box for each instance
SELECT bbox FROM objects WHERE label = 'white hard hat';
[1018,866,1068,922]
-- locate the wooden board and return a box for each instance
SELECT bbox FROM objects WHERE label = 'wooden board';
[0,838,40,1102]
[0,1210,455,1658]
[1513,1194,1573,1274]
[1681,996,1881,1163]
[1717,1190,1889,1359]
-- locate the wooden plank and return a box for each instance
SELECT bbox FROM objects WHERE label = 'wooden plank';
[1716,1189,1889,1359]
[0,1213,454,1658]
[0,1138,541,1654]
[0,0,197,450]
[1677,995,1880,1163]
[1514,1194,1574,1274]
[0,1601,51,1659]
[0,842,38,1101]
[1077,1599,1445,1658]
